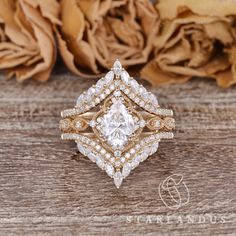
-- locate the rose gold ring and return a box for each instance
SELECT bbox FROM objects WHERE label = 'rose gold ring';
[59,60,175,188]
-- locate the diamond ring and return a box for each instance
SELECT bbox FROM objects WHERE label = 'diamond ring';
[60,60,175,188]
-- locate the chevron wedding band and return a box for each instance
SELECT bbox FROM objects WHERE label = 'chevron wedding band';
[59,59,175,188]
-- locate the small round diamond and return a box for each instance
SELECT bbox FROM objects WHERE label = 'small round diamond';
[114,90,121,97]
[120,85,125,90]
[154,120,161,128]
[100,93,106,100]
[91,141,96,146]
[110,84,115,90]
[124,89,130,94]
[130,149,135,154]
[105,153,111,159]
[134,97,140,103]
[140,101,145,107]
[101,149,106,155]
[125,153,131,159]
[129,93,135,99]
[88,87,96,96]
[114,150,121,157]
[89,120,96,127]
[105,89,110,95]
[139,120,146,128]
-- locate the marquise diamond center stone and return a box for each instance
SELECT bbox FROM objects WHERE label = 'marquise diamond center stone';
[100,98,137,150]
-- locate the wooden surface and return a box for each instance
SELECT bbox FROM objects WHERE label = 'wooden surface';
[0,72,236,236]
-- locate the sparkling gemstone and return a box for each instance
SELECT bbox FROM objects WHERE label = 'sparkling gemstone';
[113,59,122,75]
[124,89,130,94]
[105,89,110,95]
[140,101,145,107]
[120,85,125,90]
[100,93,106,100]
[104,71,114,83]
[125,153,131,159]
[134,97,140,103]
[122,162,131,178]
[115,80,120,87]
[105,153,111,159]
[87,87,96,96]
[149,94,158,106]
[95,98,100,104]
[101,149,106,155]
[110,84,115,90]
[114,90,121,97]
[105,164,114,177]
[87,152,97,162]
[113,171,123,188]
[100,98,137,150]
[77,143,86,155]
[89,120,96,127]
[130,148,135,154]
[96,157,105,170]
[131,156,141,169]
[139,120,146,128]
[130,80,139,90]
[121,70,129,84]
[140,151,149,162]
[129,93,135,99]
[75,120,83,129]
[153,120,161,128]
[114,150,121,157]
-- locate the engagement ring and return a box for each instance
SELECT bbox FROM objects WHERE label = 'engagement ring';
[60,60,175,188]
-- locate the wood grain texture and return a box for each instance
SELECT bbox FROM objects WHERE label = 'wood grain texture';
[0,73,236,236]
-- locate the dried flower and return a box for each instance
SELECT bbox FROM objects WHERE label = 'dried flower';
[0,0,60,82]
[57,0,160,77]
[141,0,236,88]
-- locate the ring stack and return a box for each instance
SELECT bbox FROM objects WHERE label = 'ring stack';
[60,60,175,188]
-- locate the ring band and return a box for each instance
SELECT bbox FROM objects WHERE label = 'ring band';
[60,59,175,188]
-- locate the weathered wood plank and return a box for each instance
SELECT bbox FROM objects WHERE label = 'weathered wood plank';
[0,74,235,235]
